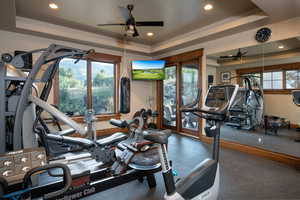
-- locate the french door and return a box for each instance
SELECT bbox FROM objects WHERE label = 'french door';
[162,60,201,137]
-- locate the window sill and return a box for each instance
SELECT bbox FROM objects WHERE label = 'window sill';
[71,113,121,123]
[263,90,292,94]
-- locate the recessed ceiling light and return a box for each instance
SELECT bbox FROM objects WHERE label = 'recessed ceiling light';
[278,45,284,49]
[204,3,213,11]
[49,3,59,10]
[147,32,154,37]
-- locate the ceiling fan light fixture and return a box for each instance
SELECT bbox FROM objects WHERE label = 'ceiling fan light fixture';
[147,32,154,37]
[126,25,135,34]
[49,3,59,10]
[204,3,213,11]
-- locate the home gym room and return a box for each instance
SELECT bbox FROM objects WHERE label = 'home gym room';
[0,0,300,200]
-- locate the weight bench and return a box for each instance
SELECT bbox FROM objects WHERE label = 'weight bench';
[264,115,290,136]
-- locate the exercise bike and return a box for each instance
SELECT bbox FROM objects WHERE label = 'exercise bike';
[143,84,239,200]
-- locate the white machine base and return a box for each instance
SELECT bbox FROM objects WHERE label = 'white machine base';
[164,165,220,200]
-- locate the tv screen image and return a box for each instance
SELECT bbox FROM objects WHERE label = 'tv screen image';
[132,60,165,80]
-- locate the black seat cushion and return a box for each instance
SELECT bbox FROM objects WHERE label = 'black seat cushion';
[96,132,127,146]
[143,130,171,144]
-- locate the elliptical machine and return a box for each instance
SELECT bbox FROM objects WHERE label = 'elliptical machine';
[143,84,239,200]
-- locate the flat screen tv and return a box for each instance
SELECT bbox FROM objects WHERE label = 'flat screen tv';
[132,60,165,80]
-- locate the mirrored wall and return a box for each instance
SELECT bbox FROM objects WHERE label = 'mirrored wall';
[207,38,300,158]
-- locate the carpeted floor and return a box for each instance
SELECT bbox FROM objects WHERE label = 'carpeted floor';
[221,125,300,157]
[84,134,300,200]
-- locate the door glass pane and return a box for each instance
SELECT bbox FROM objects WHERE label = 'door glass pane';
[91,61,115,114]
[286,70,298,89]
[163,66,177,127]
[286,80,297,89]
[59,58,87,116]
[181,65,199,131]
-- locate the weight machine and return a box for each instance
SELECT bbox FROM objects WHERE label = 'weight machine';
[0,44,161,199]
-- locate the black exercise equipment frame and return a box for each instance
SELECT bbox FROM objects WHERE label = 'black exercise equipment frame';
[6,165,160,200]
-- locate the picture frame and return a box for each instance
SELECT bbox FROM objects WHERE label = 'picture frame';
[221,72,231,83]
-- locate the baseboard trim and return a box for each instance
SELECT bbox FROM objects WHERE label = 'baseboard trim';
[201,136,300,169]
[290,123,299,129]
[171,130,200,139]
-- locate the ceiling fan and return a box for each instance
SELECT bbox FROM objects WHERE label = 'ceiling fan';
[219,48,248,60]
[97,4,164,37]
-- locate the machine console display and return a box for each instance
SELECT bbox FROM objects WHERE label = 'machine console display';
[205,85,237,109]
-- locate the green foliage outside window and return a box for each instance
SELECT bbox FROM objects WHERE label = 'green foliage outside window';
[58,58,115,116]
[59,67,87,116]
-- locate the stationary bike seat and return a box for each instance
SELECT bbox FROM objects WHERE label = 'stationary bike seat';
[96,132,127,146]
[129,147,161,170]
[143,129,172,144]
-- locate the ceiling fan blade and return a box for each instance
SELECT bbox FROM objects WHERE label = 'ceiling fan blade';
[241,51,248,56]
[220,56,233,59]
[135,21,164,26]
[97,23,126,26]
[132,27,139,37]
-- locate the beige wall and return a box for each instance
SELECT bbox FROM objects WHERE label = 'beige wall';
[215,64,300,124]
[264,94,300,124]
[0,30,156,130]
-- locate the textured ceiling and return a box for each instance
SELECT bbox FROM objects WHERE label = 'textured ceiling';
[15,0,258,44]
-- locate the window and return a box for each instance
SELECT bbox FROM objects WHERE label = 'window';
[91,61,115,115]
[57,53,120,117]
[263,71,283,89]
[236,62,300,94]
[286,70,300,89]
[59,58,87,116]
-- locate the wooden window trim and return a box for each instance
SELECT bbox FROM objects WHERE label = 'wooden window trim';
[163,49,203,64]
[236,62,300,74]
[53,52,121,122]
[236,62,300,94]
[71,113,121,123]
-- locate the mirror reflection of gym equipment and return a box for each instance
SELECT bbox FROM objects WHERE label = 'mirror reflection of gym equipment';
[1,0,300,200]
[207,38,300,157]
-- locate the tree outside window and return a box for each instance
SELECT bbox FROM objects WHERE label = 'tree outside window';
[58,58,116,116]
